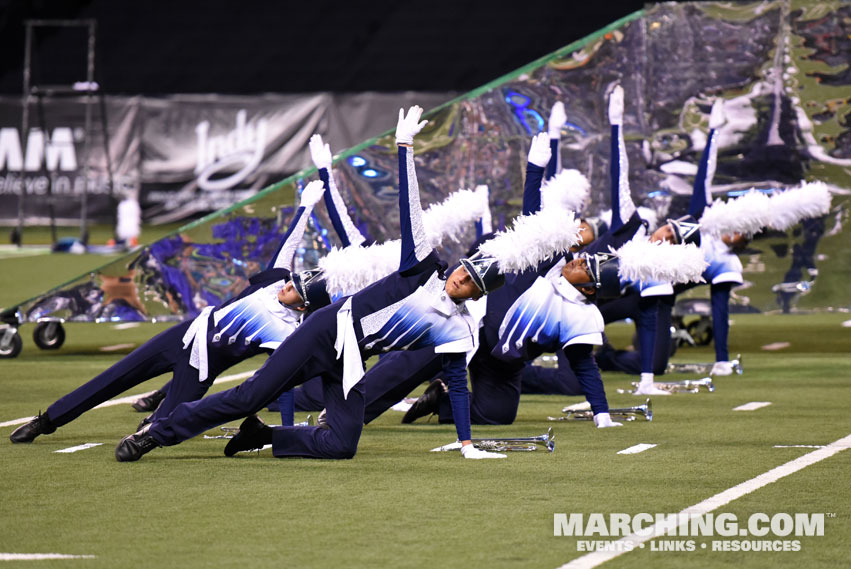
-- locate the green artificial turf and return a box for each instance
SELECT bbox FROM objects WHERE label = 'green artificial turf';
[1,313,850,568]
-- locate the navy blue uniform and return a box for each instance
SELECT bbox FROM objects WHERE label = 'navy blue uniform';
[41,201,317,431]
[145,144,477,458]
[305,144,614,426]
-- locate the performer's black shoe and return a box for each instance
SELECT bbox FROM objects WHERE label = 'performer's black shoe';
[10,411,56,443]
[137,414,153,432]
[132,390,165,413]
[402,379,447,424]
[224,415,273,457]
[115,431,159,462]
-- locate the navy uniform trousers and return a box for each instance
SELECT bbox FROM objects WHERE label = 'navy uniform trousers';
[594,290,674,375]
[147,300,366,459]
[45,320,242,428]
[519,349,583,395]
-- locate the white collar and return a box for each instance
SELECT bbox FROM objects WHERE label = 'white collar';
[430,288,469,317]
[554,276,593,305]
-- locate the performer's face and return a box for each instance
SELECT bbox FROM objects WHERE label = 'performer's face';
[561,258,596,297]
[722,232,748,252]
[446,266,483,301]
[650,223,676,244]
[278,281,307,311]
[570,220,595,252]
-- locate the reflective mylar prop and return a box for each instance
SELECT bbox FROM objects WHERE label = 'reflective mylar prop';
[3,2,849,340]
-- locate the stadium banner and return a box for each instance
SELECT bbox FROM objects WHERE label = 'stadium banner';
[0,96,142,224]
[0,92,452,225]
[139,94,329,223]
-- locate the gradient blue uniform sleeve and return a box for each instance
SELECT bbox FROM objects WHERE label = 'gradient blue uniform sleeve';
[564,344,609,415]
[270,205,309,271]
[522,163,545,216]
[319,168,351,248]
[545,138,559,180]
[397,145,432,272]
[689,127,718,218]
[319,166,365,248]
[443,352,471,441]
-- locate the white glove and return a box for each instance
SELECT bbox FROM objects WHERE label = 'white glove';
[299,179,325,208]
[709,99,725,129]
[593,412,623,428]
[527,132,552,168]
[548,101,567,139]
[430,441,463,452]
[710,361,734,376]
[308,133,333,170]
[608,85,624,125]
[461,443,506,459]
[395,105,428,145]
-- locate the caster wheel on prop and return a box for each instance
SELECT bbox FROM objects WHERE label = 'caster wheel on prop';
[33,322,66,350]
[0,328,23,358]
[686,318,712,346]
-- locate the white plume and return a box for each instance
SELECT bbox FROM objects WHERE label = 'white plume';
[318,187,488,297]
[541,169,590,213]
[616,237,706,284]
[478,208,582,273]
[318,240,401,298]
[768,181,833,231]
[422,188,488,247]
[699,190,773,237]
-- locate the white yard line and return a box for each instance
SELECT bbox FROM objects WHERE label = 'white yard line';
[0,370,257,428]
[733,401,772,411]
[54,443,103,454]
[617,443,656,455]
[111,323,141,330]
[555,433,851,569]
[0,553,95,561]
[98,344,136,352]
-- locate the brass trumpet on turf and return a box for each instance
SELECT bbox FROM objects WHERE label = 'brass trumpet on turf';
[548,399,652,422]
[471,427,555,452]
[667,354,743,375]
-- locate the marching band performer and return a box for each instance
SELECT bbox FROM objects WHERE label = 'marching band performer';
[10,180,333,444]
[338,93,704,430]
[113,105,541,462]
[591,88,705,394]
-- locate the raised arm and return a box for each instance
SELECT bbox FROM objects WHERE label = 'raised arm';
[270,179,325,271]
[395,106,431,272]
[523,132,551,215]
[474,185,492,238]
[563,344,620,428]
[546,101,567,180]
[690,99,724,218]
[308,134,366,248]
[608,85,635,232]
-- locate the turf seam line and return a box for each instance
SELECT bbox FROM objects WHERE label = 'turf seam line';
[0,553,96,560]
[0,370,257,428]
[556,432,851,569]
[54,443,104,453]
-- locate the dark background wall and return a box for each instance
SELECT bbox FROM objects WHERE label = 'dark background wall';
[0,0,649,95]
